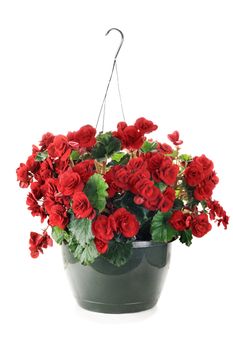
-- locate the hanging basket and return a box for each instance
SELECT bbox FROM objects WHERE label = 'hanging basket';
[16,28,229,314]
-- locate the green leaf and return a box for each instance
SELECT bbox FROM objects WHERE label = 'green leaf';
[68,218,93,247]
[179,154,192,162]
[118,153,130,165]
[67,235,78,253]
[154,182,167,192]
[51,226,65,244]
[141,140,157,153]
[104,240,133,267]
[70,150,80,161]
[73,244,83,259]
[35,151,48,162]
[112,152,126,162]
[179,229,193,246]
[73,240,99,265]
[108,153,130,166]
[173,198,184,211]
[92,132,121,160]
[84,173,108,212]
[106,136,121,156]
[151,211,178,243]
[91,142,106,160]
[67,217,99,265]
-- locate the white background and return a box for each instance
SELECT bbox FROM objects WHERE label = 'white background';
[0,0,232,349]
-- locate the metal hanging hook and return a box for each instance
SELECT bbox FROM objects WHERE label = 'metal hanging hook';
[96,28,125,130]
[105,28,124,61]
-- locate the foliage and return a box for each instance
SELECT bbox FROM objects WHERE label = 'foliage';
[104,240,133,267]
[151,211,178,243]
[91,132,121,160]
[16,117,229,266]
[179,229,193,246]
[84,173,108,212]
[68,218,99,265]
[52,226,65,244]
[35,151,48,162]
[141,140,157,153]
[70,150,80,161]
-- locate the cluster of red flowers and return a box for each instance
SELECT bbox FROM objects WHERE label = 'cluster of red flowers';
[169,211,212,238]
[113,118,158,150]
[16,117,229,261]
[207,200,229,229]
[92,208,139,253]
[185,155,219,201]
[105,154,177,212]
[29,231,53,258]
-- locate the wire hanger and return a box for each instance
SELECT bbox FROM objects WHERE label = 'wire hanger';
[96,28,126,131]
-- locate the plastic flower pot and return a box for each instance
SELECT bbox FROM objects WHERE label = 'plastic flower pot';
[62,241,171,314]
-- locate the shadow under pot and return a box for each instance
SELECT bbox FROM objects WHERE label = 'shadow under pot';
[62,241,172,314]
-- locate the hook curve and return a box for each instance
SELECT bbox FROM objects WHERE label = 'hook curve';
[105,28,124,61]
[96,28,125,130]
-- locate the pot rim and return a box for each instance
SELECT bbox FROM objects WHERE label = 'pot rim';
[132,240,170,248]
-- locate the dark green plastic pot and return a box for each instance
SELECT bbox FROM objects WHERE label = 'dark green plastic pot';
[62,241,171,314]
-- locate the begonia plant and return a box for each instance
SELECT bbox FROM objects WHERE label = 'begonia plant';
[16,118,229,266]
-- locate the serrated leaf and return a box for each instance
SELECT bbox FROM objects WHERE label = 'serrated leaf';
[51,226,65,244]
[106,137,121,156]
[112,152,126,162]
[179,154,192,162]
[108,153,130,166]
[35,151,48,162]
[141,140,157,153]
[68,218,93,247]
[95,132,111,144]
[67,235,78,253]
[73,244,83,259]
[67,218,99,265]
[73,241,99,265]
[92,132,121,160]
[179,229,193,246]
[151,211,178,243]
[91,142,106,160]
[84,173,108,212]
[104,241,133,267]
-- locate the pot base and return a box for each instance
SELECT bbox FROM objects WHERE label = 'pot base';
[76,297,158,314]
[63,241,171,314]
